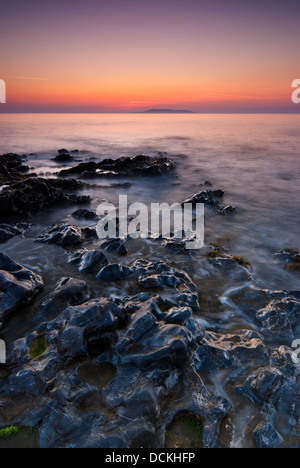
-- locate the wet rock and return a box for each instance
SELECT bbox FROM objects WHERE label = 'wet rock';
[39,406,83,448]
[68,249,108,274]
[0,286,233,448]
[0,252,43,323]
[0,178,90,218]
[274,249,300,273]
[72,209,97,220]
[9,368,46,397]
[58,154,176,178]
[196,330,269,371]
[252,421,283,448]
[100,239,127,255]
[36,224,84,247]
[235,367,285,406]
[96,264,134,281]
[182,190,236,215]
[0,153,29,184]
[162,238,187,253]
[53,153,74,163]
[270,346,300,379]
[38,277,90,318]
[0,223,30,243]
[256,295,300,339]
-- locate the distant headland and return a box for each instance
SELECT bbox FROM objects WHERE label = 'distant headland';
[142,109,196,114]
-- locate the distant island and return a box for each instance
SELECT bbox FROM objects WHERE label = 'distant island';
[142,109,195,114]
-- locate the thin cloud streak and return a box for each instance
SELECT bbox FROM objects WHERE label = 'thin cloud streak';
[6,76,51,81]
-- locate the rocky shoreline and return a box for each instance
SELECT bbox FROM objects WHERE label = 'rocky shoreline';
[0,151,299,448]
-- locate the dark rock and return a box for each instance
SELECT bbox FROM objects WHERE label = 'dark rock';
[0,178,90,218]
[9,368,46,397]
[0,153,29,184]
[100,239,127,255]
[96,264,134,281]
[252,422,283,448]
[256,296,300,339]
[182,190,236,215]
[38,277,90,319]
[235,367,285,406]
[274,249,300,273]
[270,346,300,379]
[53,153,74,163]
[68,249,108,274]
[58,155,176,178]
[196,330,269,371]
[72,209,97,220]
[58,149,70,155]
[36,224,84,247]
[0,252,43,323]
[0,223,29,243]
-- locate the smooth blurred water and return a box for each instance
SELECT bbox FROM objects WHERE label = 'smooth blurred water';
[0,113,300,292]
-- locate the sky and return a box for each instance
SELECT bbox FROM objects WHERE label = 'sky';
[0,0,300,113]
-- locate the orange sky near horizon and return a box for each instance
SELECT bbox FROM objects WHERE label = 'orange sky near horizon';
[1,0,300,112]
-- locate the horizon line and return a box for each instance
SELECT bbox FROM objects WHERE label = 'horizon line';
[0,111,300,115]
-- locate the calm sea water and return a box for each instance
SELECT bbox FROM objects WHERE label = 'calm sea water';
[0,113,299,289]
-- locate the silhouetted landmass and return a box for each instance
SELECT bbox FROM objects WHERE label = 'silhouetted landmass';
[143,109,195,114]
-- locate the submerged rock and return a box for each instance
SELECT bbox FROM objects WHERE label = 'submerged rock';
[72,209,97,220]
[274,249,300,273]
[0,252,43,324]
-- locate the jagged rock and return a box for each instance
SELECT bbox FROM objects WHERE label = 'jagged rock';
[182,190,236,215]
[0,153,29,184]
[68,249,108,274]
[235,367,285,406]
[252,422,283,448]
[36,224,84,247]
[58,155,176,178]
[0,252,43,323]
[0,178,90,218]
[256,295,300,339]
[195,330,269,370]
[100,239,127,255]
[37,277,90,319]
[0,223,30,243]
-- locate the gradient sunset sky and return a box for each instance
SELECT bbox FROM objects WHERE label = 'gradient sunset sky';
[1,0,300,113]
